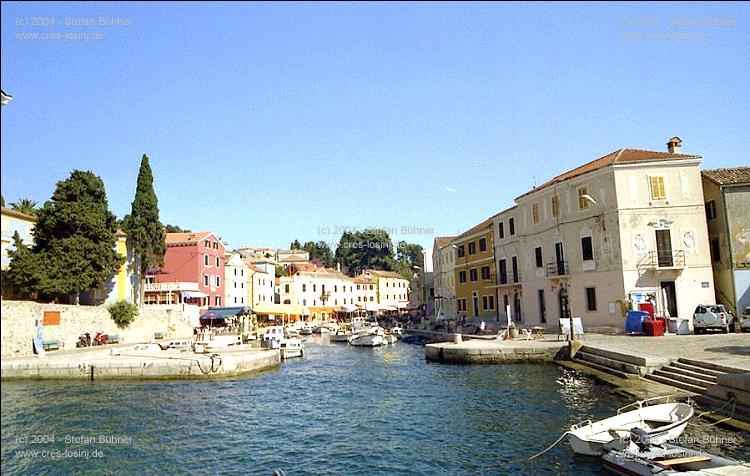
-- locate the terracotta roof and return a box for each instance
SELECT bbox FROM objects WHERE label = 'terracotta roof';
[363,269,408,280]
[289,262,321,272]
[249,265,268,274]
[1,207,36,221]
[517,148,701,200]
[115,229,127,237]
[702,167,750,186]
[433,236,455,249]
[453,213,500,241]
[165,231,212,245]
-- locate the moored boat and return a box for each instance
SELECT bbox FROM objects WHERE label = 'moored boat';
[568,396,694,456]
[279,338,304,359]
[349,332,386,347]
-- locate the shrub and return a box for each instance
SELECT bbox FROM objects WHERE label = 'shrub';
[108,300,139,328]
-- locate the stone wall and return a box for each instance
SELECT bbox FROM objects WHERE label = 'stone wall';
[1,300,194,358]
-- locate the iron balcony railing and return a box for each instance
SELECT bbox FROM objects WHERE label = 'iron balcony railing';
[546,261,569,277]
[645,250,685,268]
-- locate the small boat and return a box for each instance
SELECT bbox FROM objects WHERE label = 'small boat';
[568,396,694,456]
[299,324,314,335]
[314,325,330,334]
[279,338,304,360]
[349,332,385,347]
[391,326,403,336]
[601,434,749,475]
[330,329,352,343]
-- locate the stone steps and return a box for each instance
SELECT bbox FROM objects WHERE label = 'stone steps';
[645,373,709,394]
[670,361,725,378]
[644,358,730,396]
[572,350,640,378]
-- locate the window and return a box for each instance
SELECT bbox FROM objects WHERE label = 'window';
[705,201,717,220]
[204,254,209,266]
[234,268,237,276]
[204,275,209,286]
[234,297,237,304]
[482,296,488,310]
[511,256,519,283]
[581,236,594,261]
[234,282,237,289]
[216,276,220,287]
[649,176,666,200]
[469,269,478,282]
[481,266,490,280]
[205,240,210,248]
[499,259,507,284]
[509,218,515,236]
[285,284,290,293]
[551,195,559,218]
[538,290,546,324]
[585,287,597,311]
[213,242,218,250]
[468,241,476,255]
[479,238,487,252]
[488,295,495,310]
[457,245,465,257]
[710,239,720,262]
[499,222,505,239]
[459,271,467,283]
[535,247,543,268]
[215,296,221,306]
[313,284,317,292]
[578,186,590,210]
[302,284,306,292]
[532,203,540,224]
[216,257,220,267]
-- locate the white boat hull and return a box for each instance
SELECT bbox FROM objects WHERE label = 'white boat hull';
[568,402,693,456]
[601,441,746,475]
[349,333,385,347]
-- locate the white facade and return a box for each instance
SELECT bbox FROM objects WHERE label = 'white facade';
[245,259,275,308]
[432,238,456,319]
[224,252,248,306]
[510,142,715,330]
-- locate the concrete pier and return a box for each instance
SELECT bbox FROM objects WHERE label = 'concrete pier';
[425,338,566,364]
[1,346,281,380]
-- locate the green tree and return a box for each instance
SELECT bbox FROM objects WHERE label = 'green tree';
[396,241,424,269]
[290,239,302,250]
[10,198,38,216]
[123,155,166,307]
[335,229,395,275]
[4,232,42,299]
[290,240,334,267]
[164,224,191,233]
[1,195,5,207]
[29,170,123,303]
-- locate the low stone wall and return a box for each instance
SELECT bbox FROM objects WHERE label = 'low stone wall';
[425,342,566,364]
[1,300,194,358]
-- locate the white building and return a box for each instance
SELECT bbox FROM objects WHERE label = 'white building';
[432,237,456,319]
[224,252,248,306]
[244,258,275,309]
[513,137,715,330]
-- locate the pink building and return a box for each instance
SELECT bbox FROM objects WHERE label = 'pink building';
[146,231,225,309]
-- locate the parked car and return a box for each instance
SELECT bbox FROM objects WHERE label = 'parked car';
[740,306,750,333]
[693,305,731,334]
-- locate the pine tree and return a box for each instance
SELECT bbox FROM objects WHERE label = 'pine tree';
[31,170,123,303]
[123,155,166,306]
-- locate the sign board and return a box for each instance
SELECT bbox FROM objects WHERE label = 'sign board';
[701,282,709,288]
[43,311,61,326]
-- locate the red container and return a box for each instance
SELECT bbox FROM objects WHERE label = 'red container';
[638,302,655,319]
[643,319,664,337]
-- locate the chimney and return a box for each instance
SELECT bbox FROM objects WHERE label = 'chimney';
[667,136,682,154]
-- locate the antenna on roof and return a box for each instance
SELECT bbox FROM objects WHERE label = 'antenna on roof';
[532,175,537,188]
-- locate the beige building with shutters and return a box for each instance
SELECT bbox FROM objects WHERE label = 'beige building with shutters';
[498,137,715,331]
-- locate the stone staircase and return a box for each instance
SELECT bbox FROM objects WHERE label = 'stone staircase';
[571,345,667,379]
[644,358,727,394]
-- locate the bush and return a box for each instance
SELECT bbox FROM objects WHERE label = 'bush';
[108,300,139,328]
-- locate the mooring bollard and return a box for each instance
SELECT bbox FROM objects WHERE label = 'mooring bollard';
[454,333,462,344]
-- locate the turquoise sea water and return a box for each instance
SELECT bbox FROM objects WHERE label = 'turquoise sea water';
[2,337,748,475]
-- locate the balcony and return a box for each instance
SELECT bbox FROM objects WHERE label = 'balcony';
[546,261,569,277]
[641,250,686,270]
[145,282,200,292]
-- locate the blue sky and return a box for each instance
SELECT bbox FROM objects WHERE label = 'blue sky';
[2,2,748,250]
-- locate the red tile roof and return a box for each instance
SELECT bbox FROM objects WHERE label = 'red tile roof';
[434,236,455,248]
[702,167,750,186]
[1,206,36,221]
[165,231,212,245]
[517,148,701,200]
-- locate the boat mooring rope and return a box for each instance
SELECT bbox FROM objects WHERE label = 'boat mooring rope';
[528,431,570,460]
[195,354,222,375]
[691,396,737,427]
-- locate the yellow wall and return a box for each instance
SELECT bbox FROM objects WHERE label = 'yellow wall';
[453,228,497,319]
[117,238,127,300]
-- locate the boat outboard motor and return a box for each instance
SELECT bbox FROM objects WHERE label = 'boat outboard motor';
[630,427,651,451]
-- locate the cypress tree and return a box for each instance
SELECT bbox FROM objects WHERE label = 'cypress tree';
[123,154,166,306]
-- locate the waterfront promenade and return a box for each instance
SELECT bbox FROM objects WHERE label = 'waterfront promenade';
[1,345,280,380]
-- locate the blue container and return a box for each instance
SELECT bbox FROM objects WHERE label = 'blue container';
[625,310,650,334]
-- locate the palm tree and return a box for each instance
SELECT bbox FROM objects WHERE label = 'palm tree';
[10,198,38,216]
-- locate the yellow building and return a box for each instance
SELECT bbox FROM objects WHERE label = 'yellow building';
[359,270,411,310]
[453,216,498,320]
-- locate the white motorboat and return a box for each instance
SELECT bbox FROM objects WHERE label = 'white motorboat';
[601,436,749,475]
[299,323,314,335]
[391,326,404,336]
[568,396,694,456]
[279,338,304,359]
[314,325,330,334]
[349,332,386,347]
[330,329,352,343]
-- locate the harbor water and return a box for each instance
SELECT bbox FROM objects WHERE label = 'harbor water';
[2,337,748,475]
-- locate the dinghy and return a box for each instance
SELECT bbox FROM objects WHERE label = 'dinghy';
[568,396,694,456]
[601,432,749,475]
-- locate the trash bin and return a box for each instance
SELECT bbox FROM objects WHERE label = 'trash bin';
[626,310,650,334]
[668,318,679,334]
[643,319,665,336]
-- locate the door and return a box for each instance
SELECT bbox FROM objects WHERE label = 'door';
[555,242,565,275]
[558,287,570,322]
[538,290,546,324]
[661,281,677,317]
[472,294,479,317]
[656,229,673,267]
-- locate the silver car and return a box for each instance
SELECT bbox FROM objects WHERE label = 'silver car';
[740,306,750,332]
[693,305,731,334]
